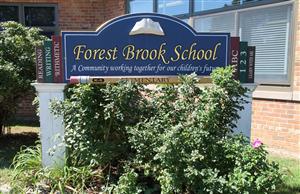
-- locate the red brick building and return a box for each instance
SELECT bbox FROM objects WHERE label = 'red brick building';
[0,0,299,158]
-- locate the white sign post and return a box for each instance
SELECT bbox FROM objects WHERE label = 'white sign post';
[234,84,257,138]
[32,83,66,167]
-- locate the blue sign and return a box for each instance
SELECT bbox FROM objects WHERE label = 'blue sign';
[62,13,230,82]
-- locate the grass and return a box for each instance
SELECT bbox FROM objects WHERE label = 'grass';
[0,125,38,186]
[3,122,39,134]
[0,168,12,185]
[270,156,300,194]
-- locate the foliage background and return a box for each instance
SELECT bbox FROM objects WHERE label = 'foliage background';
[0,22,46,133]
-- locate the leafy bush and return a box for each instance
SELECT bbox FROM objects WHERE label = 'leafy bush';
[0,21,46,133]
[124,67,281,194]
[51,82,147,168]
[14,66,282,193]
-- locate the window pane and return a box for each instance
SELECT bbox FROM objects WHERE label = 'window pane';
[194,0,263,12]
[182,18,188,23]
[194,0,233,12]
[194,12,236,36]
[158,0,189,15]
[25,6,55,26]
[128,0,153,13]
[0,6,19,22]
[242,0,262,4]
[240,5,291,82]
[40,31,55,38]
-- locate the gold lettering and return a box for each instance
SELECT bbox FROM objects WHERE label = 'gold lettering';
[106,49,112,60]
[197,50,204,60]
[181,49,189,60]
[112,47,118,60]
[149,50,157,60]
[171,45,181,62]
[84,49,92,60]
[73,45,118,61]
[205,50,213,60]
[123,45,135,60]
[213,43,221,60]
[158,43,169,64]
[73,45,86,60]
[92,49,105,60]
[189,43,197,60]
[135,49,143,60]
[99,49,106,59]
[141,50,149,60]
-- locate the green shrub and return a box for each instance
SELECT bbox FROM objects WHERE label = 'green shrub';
[123,67,282,193]
[114,169,143,194]
[51,82,148,167]
[0,21,46,132]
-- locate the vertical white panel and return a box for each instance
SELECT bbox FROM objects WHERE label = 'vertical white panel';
[33,83,66,167]
[233,84,257,138]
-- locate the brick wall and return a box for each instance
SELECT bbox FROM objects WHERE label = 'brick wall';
[0,0,126,31]
[57,0,104,31]
[15,92,38,121]
[102,0,126,22]
[251,1,300,159]
[251,99,300,159]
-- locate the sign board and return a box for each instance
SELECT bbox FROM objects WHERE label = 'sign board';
[62,13,230,83]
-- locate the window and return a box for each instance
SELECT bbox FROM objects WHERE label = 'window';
[158,0,189,15]
[0,5,19,22]
[24,6,56,27]
[0,4,58,37]
[128,0,154,13]
[194,12,236,35]
[181,18,189,24]
[194,0,234,12]
[194,0,262,12]
[127,0,268,15]
[239,5,291,83]
[194,3,292,84]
